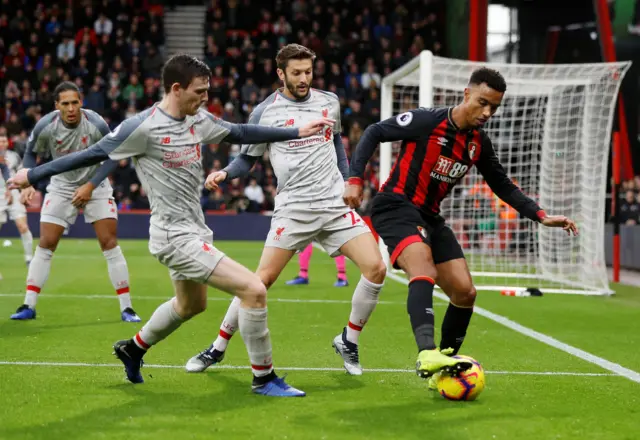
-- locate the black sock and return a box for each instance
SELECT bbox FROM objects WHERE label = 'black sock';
[127,339,147,359]
[440,303,474,355]
[407,277,436,351]
[252,370,277,386]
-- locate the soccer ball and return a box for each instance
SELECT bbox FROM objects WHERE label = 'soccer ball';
[437,355,485,401]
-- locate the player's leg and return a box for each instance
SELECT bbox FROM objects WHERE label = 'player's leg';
[186,245,297,372]
[334,254,349,287]
[92,217,140,322]
[10,220,64,320]
[286,243,312,285]
[370,195,471,378]
[12,209,33,266]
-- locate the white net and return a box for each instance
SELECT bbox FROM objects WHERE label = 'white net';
[379,51,631,295]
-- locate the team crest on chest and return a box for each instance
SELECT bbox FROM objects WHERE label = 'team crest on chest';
[468,142,478,160]
[322,108,328,118]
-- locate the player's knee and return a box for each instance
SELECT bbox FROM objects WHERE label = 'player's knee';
[16,222,28,234]
[364,259,387,284]
[241,278,268,308]
[38,238,58,252]
[98,236,118,252]
[452,285,477,307]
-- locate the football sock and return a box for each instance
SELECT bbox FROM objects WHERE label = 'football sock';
[103,246,132,311]
[21,231,33,263]
[407,276,437,351]
[133,298,184,349]
[298,243,313,278]
[24,246,53,309]
[440,302,474,355]
[345,275,383,344]
[335,255,347,281]
[212,296,240,352]
[238,306,276,385]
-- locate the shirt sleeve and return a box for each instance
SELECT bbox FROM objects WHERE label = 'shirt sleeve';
[84,110,112,137]
[22,112,57,168]
[99,112,149,160]
[349,107,437,180]
[223,154,259,181]
[0,162,10,181]
[475,132,545,222]
[334,134,349,180]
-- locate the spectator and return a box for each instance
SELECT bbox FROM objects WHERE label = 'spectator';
[94,13,113,36]
[620,190,640,225]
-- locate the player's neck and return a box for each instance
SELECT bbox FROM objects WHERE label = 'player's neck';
[450,105,471,131]
[158,96,186,120]
[279,87,310,102]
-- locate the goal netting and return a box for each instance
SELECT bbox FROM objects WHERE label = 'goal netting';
[379,51,630,295]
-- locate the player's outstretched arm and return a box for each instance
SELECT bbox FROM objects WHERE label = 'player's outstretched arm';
[204,154,259,191]
[333,133,349,180]
[476,135,578,236]
[219,117,334,145]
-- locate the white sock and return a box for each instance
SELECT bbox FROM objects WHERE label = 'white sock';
[24,246,54,309]
[103,246,132,311]
[133,299,184,349]
[20,231,33,263]
[345,275,384,344]
[238,307,273,377]
[213,296,240,352]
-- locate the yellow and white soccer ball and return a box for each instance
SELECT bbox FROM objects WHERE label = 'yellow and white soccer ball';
[437,355,486,401]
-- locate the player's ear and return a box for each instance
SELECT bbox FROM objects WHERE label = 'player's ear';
[276,68,285,82]
[170,82,182,95]
[463,87,471,103]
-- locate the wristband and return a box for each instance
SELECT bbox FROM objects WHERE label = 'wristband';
[348,177,364,186]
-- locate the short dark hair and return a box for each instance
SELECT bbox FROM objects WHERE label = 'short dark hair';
[469,67,507,93]
[275,44,316,70]
[53,81,81,102]
[161,53,211,94]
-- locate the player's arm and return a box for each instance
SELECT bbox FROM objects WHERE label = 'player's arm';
[334,134,348,180]
[344,108,433,208]
[0,162,9,181]
[9,114,148,190]
[476,133,578,235]
[84,111,119,189]
[22,112,58,169]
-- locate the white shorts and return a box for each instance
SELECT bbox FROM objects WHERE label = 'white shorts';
[0,189,27,224]
[266,209,370,257]
[150,230,226,283]
[40,192,118,228]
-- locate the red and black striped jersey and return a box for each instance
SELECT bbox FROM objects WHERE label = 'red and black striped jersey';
[349,107,545,222]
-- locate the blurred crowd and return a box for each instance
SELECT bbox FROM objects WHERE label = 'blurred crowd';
[619,177,640,225]
[1,0,445,214]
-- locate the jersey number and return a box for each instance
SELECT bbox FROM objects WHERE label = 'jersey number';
[449,162,469,178]
[343,211,361,225]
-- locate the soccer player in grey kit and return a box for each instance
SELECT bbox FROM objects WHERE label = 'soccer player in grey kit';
[9,82,140,323]
[9,54,333,397]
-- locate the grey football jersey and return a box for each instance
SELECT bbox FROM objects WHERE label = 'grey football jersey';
[241,89,345,215]
[96,106,232,235]
[28,109,112,198]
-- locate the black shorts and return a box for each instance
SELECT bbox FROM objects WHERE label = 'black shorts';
[370,193,464,269]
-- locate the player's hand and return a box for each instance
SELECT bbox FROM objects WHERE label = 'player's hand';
[205,170,227,191]
[298,118,335,137]
[7,168,30,190]
[5,189,11,204]
[20,187,36,205]
[72,182,95,208]
[343,179,364,209]
[541,215,579,236]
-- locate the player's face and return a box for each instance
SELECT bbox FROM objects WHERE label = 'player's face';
[55,91,82,125]
[280,59,313,100]
[464,83,503,128]
[180,76,210,116]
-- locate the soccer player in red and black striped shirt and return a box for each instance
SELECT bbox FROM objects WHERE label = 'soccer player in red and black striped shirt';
[344,68,578,381]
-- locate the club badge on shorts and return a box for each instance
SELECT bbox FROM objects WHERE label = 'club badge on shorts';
[417,226,427,239]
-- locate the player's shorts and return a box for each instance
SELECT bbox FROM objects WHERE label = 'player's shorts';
[40,192,118,228]
[0,189,26,223]
[149,228,226,283]
[370,193,464,269]
[265,208,371,257]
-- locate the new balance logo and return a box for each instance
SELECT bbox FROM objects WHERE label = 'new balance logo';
[437,137,448,146]
[284,119,294,127]
[161,137,171,144]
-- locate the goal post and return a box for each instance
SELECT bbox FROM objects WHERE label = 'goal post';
[378,51,631,295]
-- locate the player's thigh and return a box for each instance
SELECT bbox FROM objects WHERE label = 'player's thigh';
[172,278,208,318]
[256,245,297,289]
[40,193,78,235]
[206,256,266,304]
[92,218,118,251]
[328,220,386,283]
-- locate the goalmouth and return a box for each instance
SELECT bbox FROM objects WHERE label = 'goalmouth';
[378,51,631,296]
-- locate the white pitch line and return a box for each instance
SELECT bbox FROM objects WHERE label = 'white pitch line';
[0,361,618,377]
[386,271,640,384]
[0,293,418,306]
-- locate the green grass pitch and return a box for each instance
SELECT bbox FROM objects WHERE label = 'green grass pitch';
[0,239,639,440]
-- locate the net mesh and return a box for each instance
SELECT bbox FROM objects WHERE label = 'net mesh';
[382,54,630,295]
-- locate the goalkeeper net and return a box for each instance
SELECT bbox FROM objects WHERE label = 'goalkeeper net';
[379,51,631,295]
